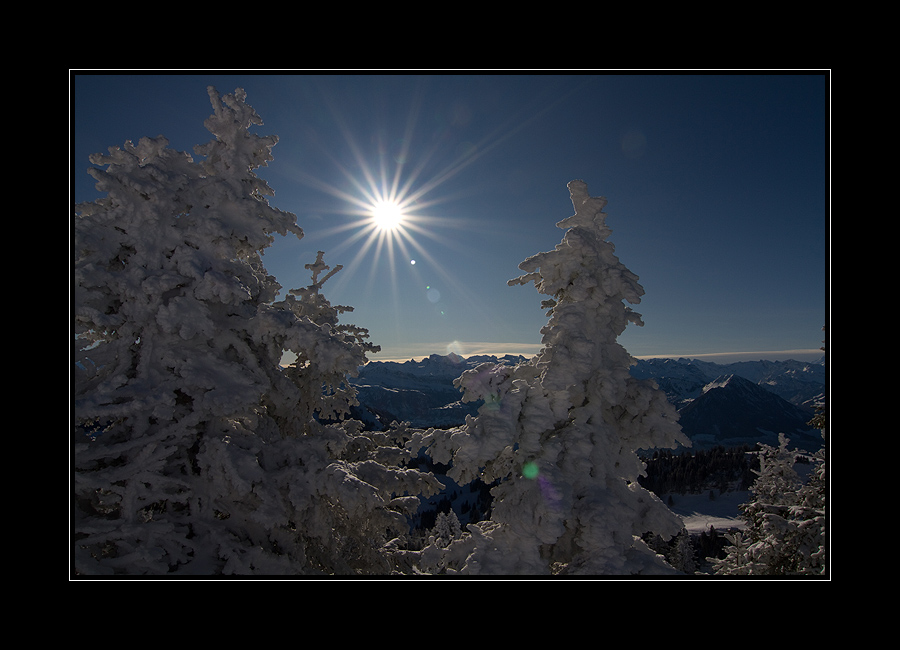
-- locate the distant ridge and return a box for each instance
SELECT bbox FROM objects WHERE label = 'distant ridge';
[630,356,825,408]
[350,353,825,451]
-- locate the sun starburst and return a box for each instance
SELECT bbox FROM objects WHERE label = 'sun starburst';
[279,81,536,343]
[371,199,404,231]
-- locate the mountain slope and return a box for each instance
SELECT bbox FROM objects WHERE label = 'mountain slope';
[677,374,822,451]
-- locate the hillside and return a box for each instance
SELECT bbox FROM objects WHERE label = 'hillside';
[677,374,822,452]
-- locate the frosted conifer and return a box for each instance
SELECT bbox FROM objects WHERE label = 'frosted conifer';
[714,432,827,576]
[72,86,441,575]
[415,180,690,575]
[433,510,462,547]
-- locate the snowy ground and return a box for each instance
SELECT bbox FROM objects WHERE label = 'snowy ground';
[662,490,749,534]
[665,456,818,535]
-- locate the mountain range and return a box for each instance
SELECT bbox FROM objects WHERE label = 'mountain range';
[349,353,519,430]
[348,353,826,452]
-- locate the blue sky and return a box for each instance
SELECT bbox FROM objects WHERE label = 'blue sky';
[71,72,829,363]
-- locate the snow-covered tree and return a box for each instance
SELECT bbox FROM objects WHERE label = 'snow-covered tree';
[278,250,381,431]
[713,432,826,575]
[672,529,697,574]
[72,86,442,575]
[791,330,827,574]
[715,531,752,574]
[413,180,691,575]
[433,510,463,547]
[791,434,827,574]
[798,332,827,572]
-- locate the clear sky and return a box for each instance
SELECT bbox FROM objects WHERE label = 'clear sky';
[71,72,829,364]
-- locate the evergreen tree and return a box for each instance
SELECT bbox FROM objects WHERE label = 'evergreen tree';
[732,434,801,574]
[278,250,380,430]
[790,434,827,574]
[433,510,462,547]
[669,529,697,574]
[413,180,690,575]
[714,531,752,574]
[72,86,442,575]
[797,331,827,572]
[787,336,827,575]
[713,432,826,576]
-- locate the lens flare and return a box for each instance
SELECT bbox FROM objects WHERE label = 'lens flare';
[523,462,562,510]
[522,462,540,479]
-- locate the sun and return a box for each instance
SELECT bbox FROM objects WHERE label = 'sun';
[371,199,404,231]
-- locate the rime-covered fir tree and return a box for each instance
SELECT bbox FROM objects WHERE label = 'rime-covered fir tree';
[713,434,800,575]
[714,431,826,576]
[793,333,827,574]
[414,180,690,575]
[72,87,442,575]
[433,510,462,547]
[792,433,827,574]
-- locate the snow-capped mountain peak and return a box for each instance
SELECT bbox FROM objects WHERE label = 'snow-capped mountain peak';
[678,372,821,451]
